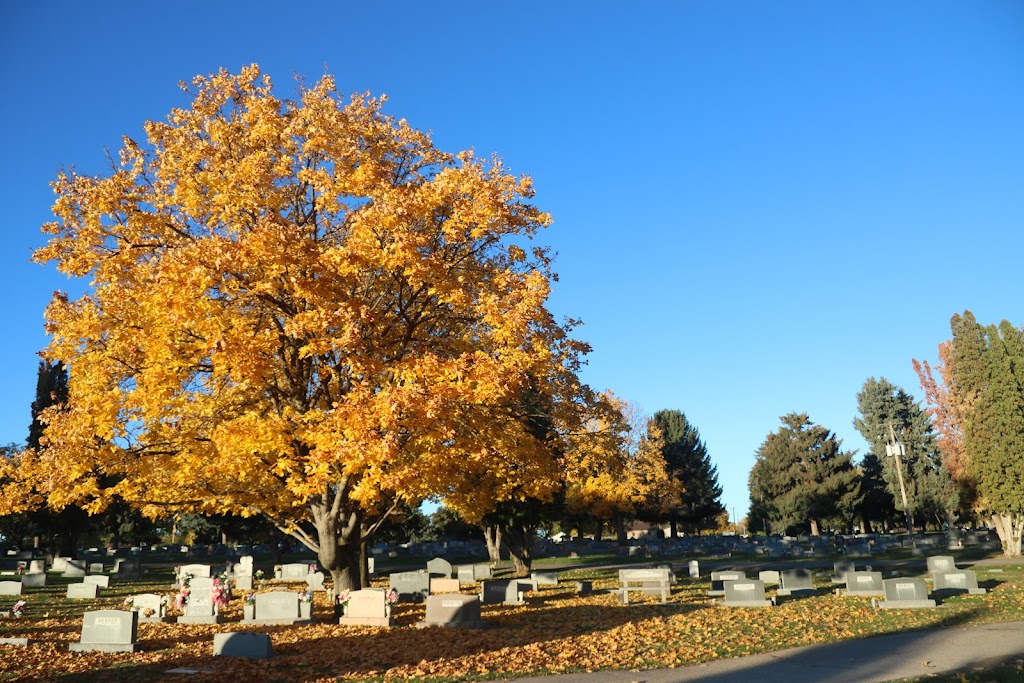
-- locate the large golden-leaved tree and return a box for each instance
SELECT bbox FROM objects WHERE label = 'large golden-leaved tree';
[12,65,592,589]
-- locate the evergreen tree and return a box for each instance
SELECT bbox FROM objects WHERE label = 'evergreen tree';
[28,360,68,450]
[853,377,959,532]
[748,413,860,536]
[651,409,724,536]
[954,316,1024,556]
[856,451,898,532]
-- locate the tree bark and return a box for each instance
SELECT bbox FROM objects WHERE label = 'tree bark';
[614,512,627,546]
[482,524,503,562]
[990,513,1023,558]
[502,524,533,576]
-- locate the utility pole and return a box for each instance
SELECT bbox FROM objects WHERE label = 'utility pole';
[885,422,914,535]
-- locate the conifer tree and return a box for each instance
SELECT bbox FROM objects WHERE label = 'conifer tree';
[651,409,723,536]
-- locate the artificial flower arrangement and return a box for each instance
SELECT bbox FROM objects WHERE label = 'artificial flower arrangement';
[11,600,26,617]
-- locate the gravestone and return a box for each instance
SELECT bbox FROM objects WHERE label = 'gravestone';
[430,577,461,594]
[718,579,772,607]
[305,571,326,592]
[247,590,313,625]
[575,580,593,594]
[235,556,254,577]
[177,577,224,624]
[88,563,105,574]
[64,560,86,577]
[758,570,780,586]
[21,573,46,588]
[0,581,22,596]
[389,570,430,602]
[456,565,476,585]
[113,558,141,578]
[83,575,110,588]
[279,563,310,580]
[481,579,527,605]
[843,571,885,596]
[426,557,453,578]
[927,555,957,574]
[69,610,138,653]
[129,593,169,622]
[28,560,45,574]
[367,557,375,575]
[531,571,558,587]
[832,561,856,584]
[709,570,746,596]
[235,575,254,591]
[473,564,492,580]
[874,577,937,609]
[776,568,816,597]
[417,594,487,628]
[51,557,69,573]
[214,632,273,659]
[178,564,212,584]
[688,560,700,579]
[67,582,99,599]
[338,588,394,627]
[933,570,986,595]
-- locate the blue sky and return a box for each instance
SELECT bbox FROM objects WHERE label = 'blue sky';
[2,1,1022,524]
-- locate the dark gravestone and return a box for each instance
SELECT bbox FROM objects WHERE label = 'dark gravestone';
[776,568,816,598]
[389,570,430,602]
[213,632,273,659]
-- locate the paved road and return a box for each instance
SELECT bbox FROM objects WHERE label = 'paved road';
[504,620,1024,683]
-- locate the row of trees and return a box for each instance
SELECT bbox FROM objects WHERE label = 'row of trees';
[0,65,725,588]
[749,310,1024,559]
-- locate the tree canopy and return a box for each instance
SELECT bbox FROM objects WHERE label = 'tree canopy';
[651,409,723,536]
[748,413,860,536]
[5,65,592,588]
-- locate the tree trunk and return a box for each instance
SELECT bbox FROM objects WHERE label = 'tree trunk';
[502,525,533,576]
[309,494,364,591]
[990,512,1023,558]
[670,518,678,539]
[594,522,603,543]
[614,512,627,546]
[482,524,503,562]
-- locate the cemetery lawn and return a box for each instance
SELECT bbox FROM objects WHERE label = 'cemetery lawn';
[2,563,1024,683]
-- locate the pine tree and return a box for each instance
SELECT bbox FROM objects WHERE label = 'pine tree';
[651,409,724,536]
[748,413,860,536]
[853,377,958,532]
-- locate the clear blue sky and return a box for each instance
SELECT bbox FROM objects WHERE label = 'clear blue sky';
[2,1,1022,524]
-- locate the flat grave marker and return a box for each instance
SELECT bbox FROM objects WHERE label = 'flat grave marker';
[718,579,772,608]
[418,594,486,629]
[933,570,986,595]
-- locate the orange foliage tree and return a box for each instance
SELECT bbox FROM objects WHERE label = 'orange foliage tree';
[9,66,592,589]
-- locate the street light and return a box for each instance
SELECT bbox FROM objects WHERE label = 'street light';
[885,422,914,535]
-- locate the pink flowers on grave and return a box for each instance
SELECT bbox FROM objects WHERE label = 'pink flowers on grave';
[386,588,399,605]
[211,578,230,608]
[309,563,318,573]
[297,590,313,604]
[174,572,194,611]
[12,600,26,617]
[336,590,350,607]
[244,592,256,606]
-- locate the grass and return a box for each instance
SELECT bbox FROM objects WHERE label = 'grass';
[0,551,1021,682]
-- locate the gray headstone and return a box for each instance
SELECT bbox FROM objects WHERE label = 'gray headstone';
[21,573,46,588]
[688,560,700,578]
[875,577,936,609]
[88,563,105,574]
[933,570,986,595]
[28,560,45,574]
[69,610,138,653]
[235,556,254,577]
[0,581,22,596]
[389,570,430,602]
[113,558,141,578]
[430,577,461,594]
[67,582,99,599]
[177,577,224,624]
[178,563,212,580]
[720,580,772,607]
[709,570,746,596]
[213,632,273,659]
[83,575,110,588]
[832,561,856,584]
[249,590,312,624]
[757,570,780,586]
[456,565,476,585]
[531,571,558,587]
[575,580,592,594]
[51,557,69,573]
[305,571,326,592]
[279,563,310,580]
[844,571,884,596]
[480,579,527,605]
[63,560,86,577]
[130,593,168,622]
[367,556,375,575]
[777,568,816,597]
[426,557,454,578]
[418,593,486,628]
[472,564,492,580]
[927,555,957,574]
[235,576,254,591]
